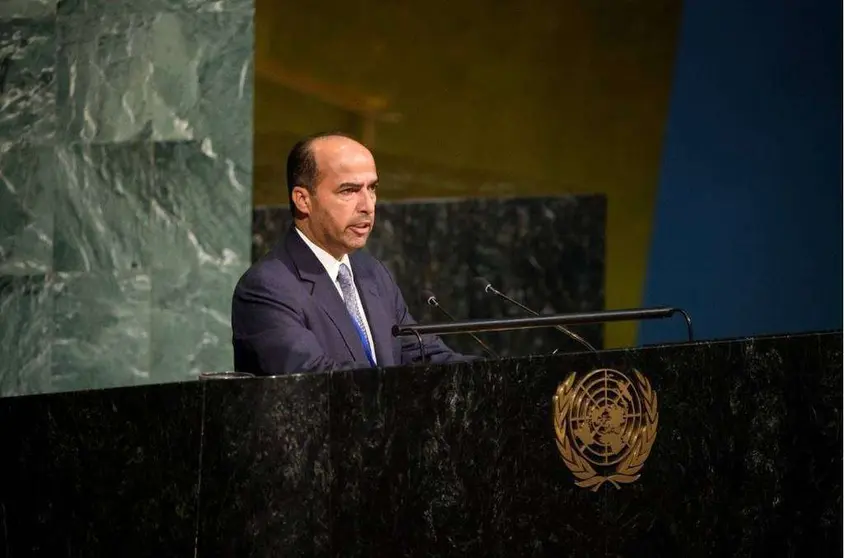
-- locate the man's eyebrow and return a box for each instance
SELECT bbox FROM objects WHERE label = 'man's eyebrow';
[337,180,379,189]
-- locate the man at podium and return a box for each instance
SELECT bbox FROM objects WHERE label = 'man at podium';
[230,132,473,376]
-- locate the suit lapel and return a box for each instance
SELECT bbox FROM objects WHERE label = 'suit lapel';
[284,228,369,363]
[351,254,395,367]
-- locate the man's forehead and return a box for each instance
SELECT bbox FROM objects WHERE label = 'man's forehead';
[312,136,368,157]
[312,137,375,172]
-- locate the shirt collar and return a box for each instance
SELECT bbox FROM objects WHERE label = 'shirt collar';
[294,226,352,283]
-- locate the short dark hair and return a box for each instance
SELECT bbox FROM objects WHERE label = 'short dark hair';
[286,131,357,217]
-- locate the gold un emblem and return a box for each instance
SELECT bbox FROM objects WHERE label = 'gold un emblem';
[553,368,659,491]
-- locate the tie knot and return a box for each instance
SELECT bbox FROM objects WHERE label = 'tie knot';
[337,263,353,288]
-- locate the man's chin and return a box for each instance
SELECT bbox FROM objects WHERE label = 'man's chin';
[344,234,369,252]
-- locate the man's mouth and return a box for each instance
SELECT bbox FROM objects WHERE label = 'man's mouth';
[350,223,371,233]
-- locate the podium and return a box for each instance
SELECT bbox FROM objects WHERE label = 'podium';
[0,330,840,556]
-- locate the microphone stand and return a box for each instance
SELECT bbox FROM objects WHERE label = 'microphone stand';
[424,292,500,358]
[474,278,598,353]
[392,307,694,343]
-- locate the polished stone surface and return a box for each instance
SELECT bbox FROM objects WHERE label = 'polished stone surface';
[253,195,607,359]
[0,18,56,148]
[149,140,251,381]
[56,10,253,144]
[0,330,839,556]
[0,275,53,396]
[196,373,331,557]
[56,0,253,15]
[51,270,152,391]
[0,1,254,396]
[323,331,842,555]
[0,381,203,556]
[602,331,844,556]
[0,0,57,20]
[0,147,57,275]
[52,142,153,272]
[327,360,605,556]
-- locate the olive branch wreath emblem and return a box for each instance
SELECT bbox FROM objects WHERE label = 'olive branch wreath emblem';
[553,369,659,491]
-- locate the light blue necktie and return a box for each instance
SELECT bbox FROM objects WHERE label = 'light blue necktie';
[337,263,376,366]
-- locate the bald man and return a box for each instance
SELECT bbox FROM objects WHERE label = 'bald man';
[231,132,473,376]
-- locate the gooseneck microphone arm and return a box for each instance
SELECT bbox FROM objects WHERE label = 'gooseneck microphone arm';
[473,277,598,353]
[423,290,500,358]
[674,308,694,341]
[411,329,426,364]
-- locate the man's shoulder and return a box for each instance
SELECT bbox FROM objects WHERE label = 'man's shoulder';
[234,239,298,295]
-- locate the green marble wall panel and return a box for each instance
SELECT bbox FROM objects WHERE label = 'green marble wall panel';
[150,140,250,379]
[56,13,160,142]
[0,276,52,396]
[0,146,55,274]
[51,270,152,392]
[57,10,253,144]
[52,142,153,272]
[0,0,254,397]
[151,264,243,380]
[0,18,56,146]
[152,141,250,262]
[57,0,252,16]
[0,0,57,20]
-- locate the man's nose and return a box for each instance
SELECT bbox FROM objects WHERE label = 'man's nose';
[357,189,375,213]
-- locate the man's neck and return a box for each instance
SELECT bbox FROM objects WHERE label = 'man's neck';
[294,221,346,262]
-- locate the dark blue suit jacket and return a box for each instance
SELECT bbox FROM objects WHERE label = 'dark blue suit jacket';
[231,227,471,376]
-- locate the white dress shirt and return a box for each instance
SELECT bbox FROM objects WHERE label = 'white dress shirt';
[294,226,377,363]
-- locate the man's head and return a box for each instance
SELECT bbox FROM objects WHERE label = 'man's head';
[287,132,378,259]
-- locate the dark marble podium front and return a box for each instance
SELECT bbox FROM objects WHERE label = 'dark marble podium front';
[0,331,840,557]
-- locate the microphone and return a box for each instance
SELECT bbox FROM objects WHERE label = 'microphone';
[422,289,500,359]
[471,276,598,353]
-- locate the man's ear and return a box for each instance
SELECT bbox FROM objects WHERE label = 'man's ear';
[291,186,311,216]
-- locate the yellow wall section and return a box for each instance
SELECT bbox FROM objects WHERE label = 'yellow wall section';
[253,0,682,348]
